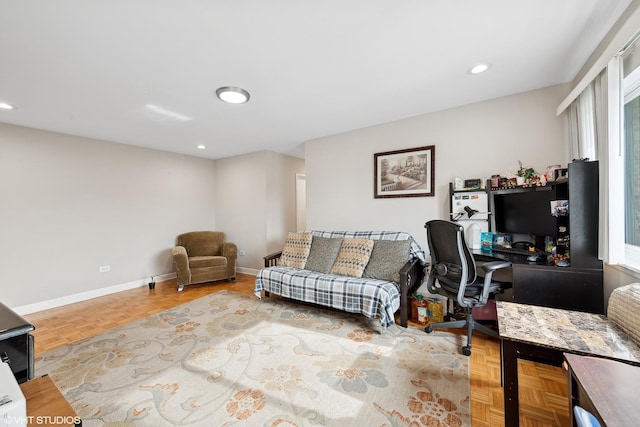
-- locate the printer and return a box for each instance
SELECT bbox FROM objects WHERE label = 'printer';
[0,359,26,427]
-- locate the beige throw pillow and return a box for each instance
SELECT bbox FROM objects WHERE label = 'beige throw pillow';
[280,232,313,269]
[330,238,375,278]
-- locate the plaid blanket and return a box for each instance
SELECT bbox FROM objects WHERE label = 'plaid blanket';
[254,231,426,327]
[255,267,401,327]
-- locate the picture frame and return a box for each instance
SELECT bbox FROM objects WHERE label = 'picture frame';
[374,145,435,198]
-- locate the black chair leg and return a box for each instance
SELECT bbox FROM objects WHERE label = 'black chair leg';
[426,310,499,356]
[463,313,473,356]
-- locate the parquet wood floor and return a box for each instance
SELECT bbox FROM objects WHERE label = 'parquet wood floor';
[24,273,570,426]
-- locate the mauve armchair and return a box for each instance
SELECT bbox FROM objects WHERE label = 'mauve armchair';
[172,231,237,291]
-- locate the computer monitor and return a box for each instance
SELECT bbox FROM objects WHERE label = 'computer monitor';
[491,188,558,238]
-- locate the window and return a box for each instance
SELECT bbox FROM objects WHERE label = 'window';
[623,66,640,268]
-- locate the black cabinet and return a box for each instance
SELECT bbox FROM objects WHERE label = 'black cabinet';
[485,160,604,314]
[512,264,603,314]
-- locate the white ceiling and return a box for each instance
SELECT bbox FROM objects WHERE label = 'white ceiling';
[0,0,632,160]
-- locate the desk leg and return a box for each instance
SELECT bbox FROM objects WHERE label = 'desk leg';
[502,339,520,426]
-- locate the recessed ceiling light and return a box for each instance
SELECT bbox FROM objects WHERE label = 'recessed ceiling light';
[469,64,490,74]
[216,86,250,104]
[197,144,206,150]
[0,102,15,110]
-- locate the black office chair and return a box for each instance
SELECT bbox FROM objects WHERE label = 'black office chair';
[424,220,511,356]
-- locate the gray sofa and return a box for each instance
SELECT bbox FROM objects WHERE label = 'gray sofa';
[254,231,426,327]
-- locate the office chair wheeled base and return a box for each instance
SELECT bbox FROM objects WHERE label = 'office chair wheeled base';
[425,311,498,356]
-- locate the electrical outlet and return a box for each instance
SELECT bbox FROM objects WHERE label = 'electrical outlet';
[239,250,246,256]
[99,265,111,273]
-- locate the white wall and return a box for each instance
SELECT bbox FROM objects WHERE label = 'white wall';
[265,151,306,254]
[305,85,571,250]
[215,151,304,271]
[1,123,217,309]
[215,151,267,271]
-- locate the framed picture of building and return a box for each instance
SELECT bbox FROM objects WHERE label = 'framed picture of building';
[374,145,435,198]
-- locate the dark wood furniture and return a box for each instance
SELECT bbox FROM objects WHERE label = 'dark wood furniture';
[474,251,603,314]
[564,353,640,427]
[482,160,604,314]
[0,301,35,383]
[20,375,80,426]
[496,301,640,426]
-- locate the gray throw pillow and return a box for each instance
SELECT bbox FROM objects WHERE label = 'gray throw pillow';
[304,237,343,273]
[363,239,411,282]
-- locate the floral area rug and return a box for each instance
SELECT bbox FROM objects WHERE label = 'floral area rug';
[36,291,470,426]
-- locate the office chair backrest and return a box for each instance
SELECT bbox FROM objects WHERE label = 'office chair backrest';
[425,220,477,288]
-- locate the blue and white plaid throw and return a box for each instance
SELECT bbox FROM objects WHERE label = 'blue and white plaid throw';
[254,231,426,327]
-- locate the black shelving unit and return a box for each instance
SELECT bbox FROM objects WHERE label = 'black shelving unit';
[483,160,604,314]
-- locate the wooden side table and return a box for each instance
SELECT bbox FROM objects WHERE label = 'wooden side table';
[19,375,80,426]
[564,353,640,426]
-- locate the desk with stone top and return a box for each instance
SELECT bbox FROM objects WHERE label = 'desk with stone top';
[496,301,640,426]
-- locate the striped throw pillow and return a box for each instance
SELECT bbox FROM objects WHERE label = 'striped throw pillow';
[280,232,313,268]
[330,238,375,278]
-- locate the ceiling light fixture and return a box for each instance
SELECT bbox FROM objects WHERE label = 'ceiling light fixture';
[197,144,206,150]
[216,86,250,104]
[469,64,489,74]
[0,102,15,110]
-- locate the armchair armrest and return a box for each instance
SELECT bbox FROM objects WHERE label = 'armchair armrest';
[264,251,283,268]
[172,246,191,285]
[222,242,238,260]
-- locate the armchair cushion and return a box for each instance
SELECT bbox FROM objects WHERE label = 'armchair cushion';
[189,256,228,269]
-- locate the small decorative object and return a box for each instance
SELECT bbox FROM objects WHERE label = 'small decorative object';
[516,160,535,184]
[546,165,561,182]
[553,168,568,181]
[374,145,435,198]
[538,174,547,186]
[454,176,464,190]
[427,298,444,323]
[550,200,568,217]
[464,178,481,189]
[481,232,493,250]
[148,275,156,290]
[411,294,429,324]
[544,236,554,253]
[492,233,512,248]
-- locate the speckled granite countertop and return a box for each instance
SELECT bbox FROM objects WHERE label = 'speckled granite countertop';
[496,301,640,364]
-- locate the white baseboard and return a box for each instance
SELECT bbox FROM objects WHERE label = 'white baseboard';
[13,272,177,315]
[237,266,260,276]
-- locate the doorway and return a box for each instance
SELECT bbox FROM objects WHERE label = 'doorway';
[296,173,306,231]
